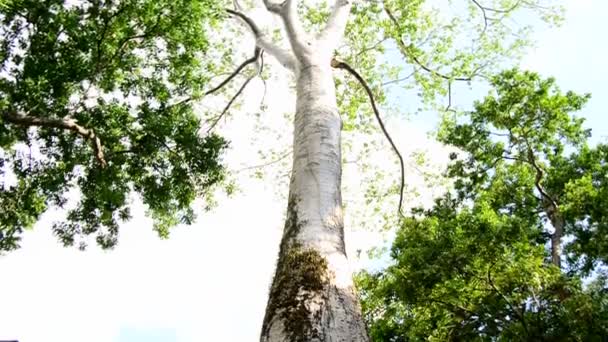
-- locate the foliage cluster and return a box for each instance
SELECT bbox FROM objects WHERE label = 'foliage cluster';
[0,0,229,251]
[358,70,608,341]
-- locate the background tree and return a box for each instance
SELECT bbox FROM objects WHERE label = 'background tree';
[357,69,608,341]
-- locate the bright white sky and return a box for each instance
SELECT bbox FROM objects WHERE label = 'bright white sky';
[1,1,607,341]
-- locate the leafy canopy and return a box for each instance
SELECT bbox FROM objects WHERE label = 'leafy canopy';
[357,69,608,341]
[0,0,228,251]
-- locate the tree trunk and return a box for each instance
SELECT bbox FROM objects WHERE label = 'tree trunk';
[260,59,369,341]
[549,212,564,268]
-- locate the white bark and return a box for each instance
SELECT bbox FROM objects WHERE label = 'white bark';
[318,0,352,52]
[264,0,312,60]
[260,55,368,342]
[256,36,297,70]
[255,1,369,340]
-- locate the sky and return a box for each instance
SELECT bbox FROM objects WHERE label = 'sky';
[1,1,607,341]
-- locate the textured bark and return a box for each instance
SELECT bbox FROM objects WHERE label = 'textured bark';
[237,1,369,340]
[260,58,369,341]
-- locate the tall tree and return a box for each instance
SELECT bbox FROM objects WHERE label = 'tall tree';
[1,0,560,340]
[439,69,607,272]
[357,69,608,341]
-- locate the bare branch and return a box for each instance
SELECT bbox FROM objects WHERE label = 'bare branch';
[258,51,269,109]
[381,71,415,86]
[469,0,529,40]
[206,74,255,133]
[234,150,292,173]
[226,9,296,70]
[331,58,406,217]
[319,0,353,50]
[170,45,262,110]
[445,81,454,112]
[2,111,106,167]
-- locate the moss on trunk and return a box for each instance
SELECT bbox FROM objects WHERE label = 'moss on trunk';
[262,198,331,341]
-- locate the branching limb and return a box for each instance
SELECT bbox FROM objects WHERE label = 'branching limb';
[519,135,558,210]
[263,0,310,58]
[206,75,255,133]
[319,0,353,51]
[331,58,406,217]
[2,111,106,167]
[258,51,269,109]
[171,45,262,109]
[226,9,296,70]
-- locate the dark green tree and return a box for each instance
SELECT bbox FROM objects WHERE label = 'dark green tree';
[357,69,608,341]
[0,0,228,251]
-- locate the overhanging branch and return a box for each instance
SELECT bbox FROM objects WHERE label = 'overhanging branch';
[331,58,406,217]
[2,111,107,167]
[206,46,262,96]
[469,0,533,40]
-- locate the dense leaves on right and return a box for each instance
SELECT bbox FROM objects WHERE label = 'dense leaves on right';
[357,69,608,341]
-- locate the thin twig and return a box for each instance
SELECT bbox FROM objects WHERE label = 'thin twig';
[205,47,262,96]
[445,80,454,112]
[382,71,415,86]
[234,150,292,173]
[258,51,268,109]
[206,74,255,133]
[331,58,406,217]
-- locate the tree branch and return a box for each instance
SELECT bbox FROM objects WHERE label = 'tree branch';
[319,0,353,51]
[206,46,262,96]
[206,74,255,133]
[263,0,310,58]
[331,58,406,217]
[226,9,296,70]
[2,111,106,167]
[381,71,415,86]
[520,136,558,210]
[234,150,292,173]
